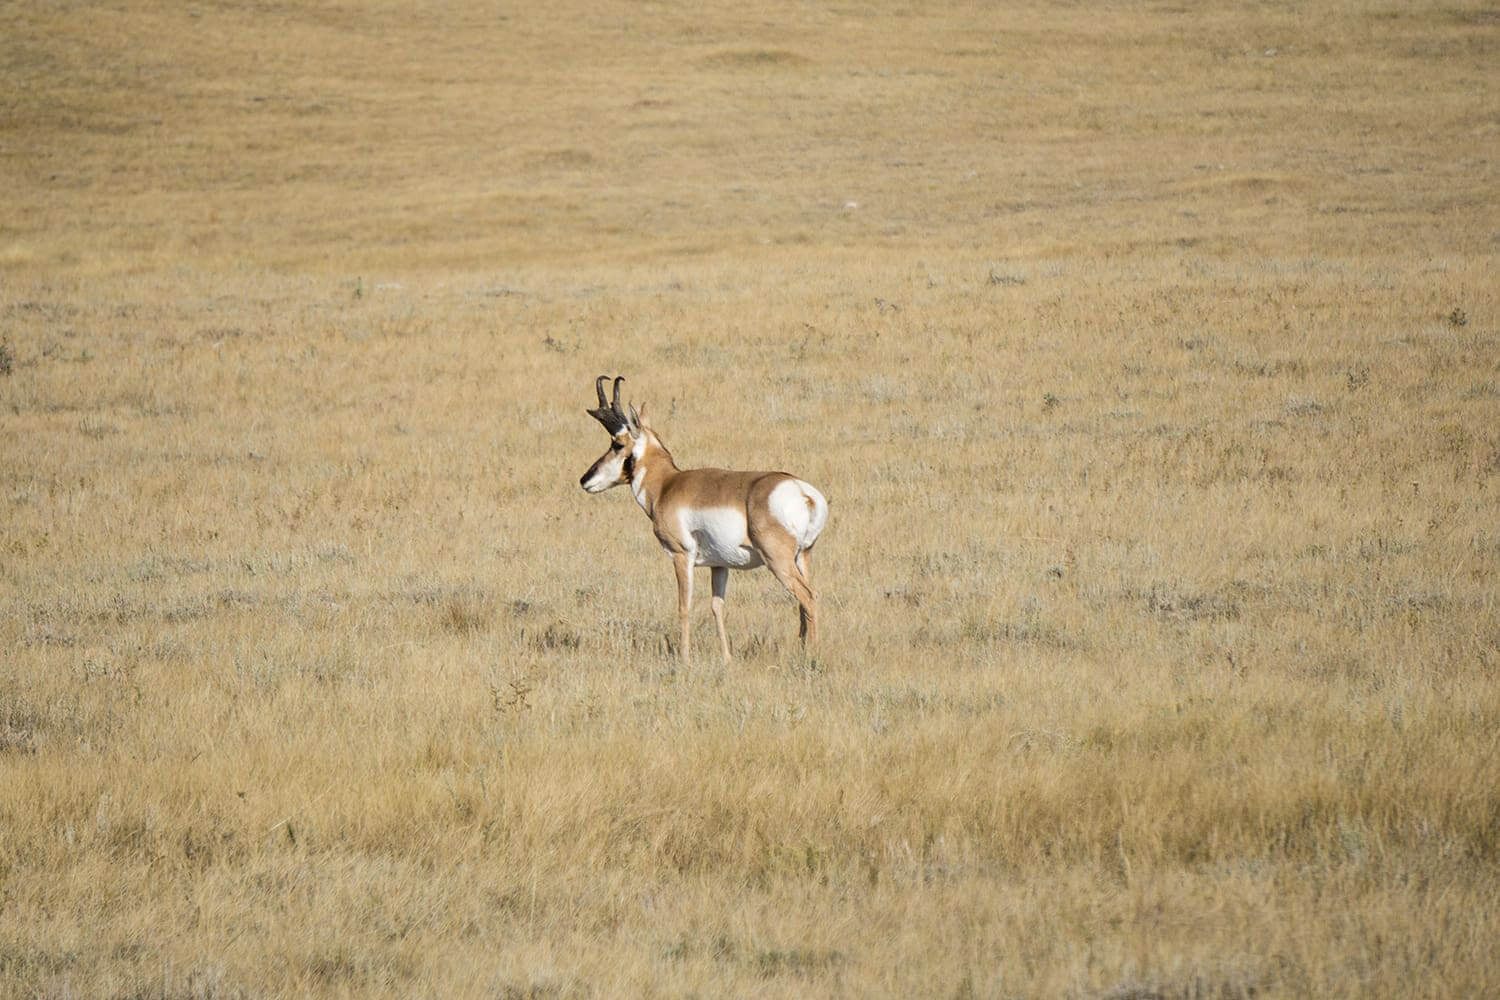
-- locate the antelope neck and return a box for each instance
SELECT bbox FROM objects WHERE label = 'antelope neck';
[631,434,679,518]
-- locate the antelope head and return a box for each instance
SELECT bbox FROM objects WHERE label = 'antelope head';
[579,375,644,493]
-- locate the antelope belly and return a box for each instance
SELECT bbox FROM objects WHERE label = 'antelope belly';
[682,508,761,568]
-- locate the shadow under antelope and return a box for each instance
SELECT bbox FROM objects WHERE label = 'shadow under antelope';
[579,376,829,663]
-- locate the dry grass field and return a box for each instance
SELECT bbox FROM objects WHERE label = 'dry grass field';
[3,0,1499,996]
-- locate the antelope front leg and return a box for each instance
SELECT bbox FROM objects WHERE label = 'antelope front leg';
[673,552,693,662]
[710,566,731,663]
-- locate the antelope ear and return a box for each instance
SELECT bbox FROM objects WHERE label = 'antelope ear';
[635,402,651,429]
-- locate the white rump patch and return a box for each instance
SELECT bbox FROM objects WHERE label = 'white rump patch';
[768,479,828,551]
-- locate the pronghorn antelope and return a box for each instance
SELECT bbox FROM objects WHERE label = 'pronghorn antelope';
[580,376,829,663]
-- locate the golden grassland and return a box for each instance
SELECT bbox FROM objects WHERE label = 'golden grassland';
[2,0,1499,996]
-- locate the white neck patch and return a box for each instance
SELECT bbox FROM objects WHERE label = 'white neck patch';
[630,432,652,513]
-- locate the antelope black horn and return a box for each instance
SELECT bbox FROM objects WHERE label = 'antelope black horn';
[588,374,622,429]
[611,376,638,431]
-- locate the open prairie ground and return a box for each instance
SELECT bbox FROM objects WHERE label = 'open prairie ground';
[3,1,1499,996]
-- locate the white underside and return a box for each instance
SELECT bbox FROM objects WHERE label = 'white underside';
[676,507,762,568]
